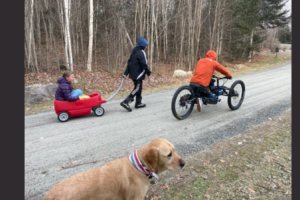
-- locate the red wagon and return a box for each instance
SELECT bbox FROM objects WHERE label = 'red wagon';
[54,93,106,122]
[54,77,125,122]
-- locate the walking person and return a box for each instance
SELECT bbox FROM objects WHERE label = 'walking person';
[120,37,151,112]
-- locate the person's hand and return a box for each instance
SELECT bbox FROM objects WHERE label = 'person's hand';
[147,71,151,76]
[122,74,126,79]
[228,76,232,80]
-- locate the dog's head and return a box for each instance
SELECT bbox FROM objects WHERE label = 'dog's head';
[140,138,185,174]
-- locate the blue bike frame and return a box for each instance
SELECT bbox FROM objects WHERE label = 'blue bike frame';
[192,75,230,104]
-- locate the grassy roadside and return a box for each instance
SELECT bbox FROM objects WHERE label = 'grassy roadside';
[25,53,291,115]
[145,109,291,200]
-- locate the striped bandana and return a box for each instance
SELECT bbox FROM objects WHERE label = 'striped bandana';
[128,150,159,179]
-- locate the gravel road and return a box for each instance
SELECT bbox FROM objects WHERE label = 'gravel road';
[25,62,291,200]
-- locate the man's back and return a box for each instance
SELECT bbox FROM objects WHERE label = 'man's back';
[190,51,231,87]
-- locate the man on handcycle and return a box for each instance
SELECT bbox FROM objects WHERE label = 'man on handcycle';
[190,50,232,112]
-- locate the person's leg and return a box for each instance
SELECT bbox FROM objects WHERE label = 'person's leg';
[189,83,203,112]
[71,89,83,97]
[206,91,217,101]
[135,80,145,108]
[120,80,137,112]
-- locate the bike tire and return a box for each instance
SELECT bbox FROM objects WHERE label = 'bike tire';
[228,80,245,110]
[171,85,195,120]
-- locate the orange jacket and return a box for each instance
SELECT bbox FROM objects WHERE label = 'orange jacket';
[190,51,232,87]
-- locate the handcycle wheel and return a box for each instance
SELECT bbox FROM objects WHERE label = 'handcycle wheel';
[93,106,105,116]
[171,85,195,120]
[228,80,245,110]
[58,111,70,122]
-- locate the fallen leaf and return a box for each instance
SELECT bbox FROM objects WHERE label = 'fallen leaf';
[62,164,66,168]
[72,160,77,165]
[153,196,158,200]
[238,187,242,191]
[243,139,246,142]
[268,118,272,120]
[201,174,208,179]
[157,129,163,131]
[235,152,238,155]
[132,144,135,146]
[161,184,170,190]
[230,155,233,157]
[248,187,255,193]
[40,137,44,140]
[220,159,225,162]
[205,194,210,198]
[238,142,242,145]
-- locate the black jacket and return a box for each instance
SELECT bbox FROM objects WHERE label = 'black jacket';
[124,46,151,80]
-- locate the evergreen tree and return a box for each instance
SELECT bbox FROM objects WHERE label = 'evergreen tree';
[259,0,291,29]
[278,26,291,43]
[226,0,290,60]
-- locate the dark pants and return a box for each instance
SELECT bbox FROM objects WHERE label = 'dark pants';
[189,80,216,101]
[126,80,143,105]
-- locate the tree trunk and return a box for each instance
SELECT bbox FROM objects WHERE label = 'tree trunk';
[195,0,203,61]
[63,0,73,71]
[50,20,61,71]
[105,14,110,71]
[134,0,138,43]
[248,29,254,62]
[87,0,93,72]
[27,0,34,70]
[41,10,49,72]
[210,0,220,50]
[149,0,154,69]
[58,0,69,70]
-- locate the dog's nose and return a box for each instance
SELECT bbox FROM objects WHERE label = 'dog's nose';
[180,160,185,168]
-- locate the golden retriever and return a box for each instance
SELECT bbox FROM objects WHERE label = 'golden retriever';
[43,138,185,200]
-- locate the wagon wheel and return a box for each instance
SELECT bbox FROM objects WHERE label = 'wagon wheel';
[58,111,70,122]
[93,106,105,116]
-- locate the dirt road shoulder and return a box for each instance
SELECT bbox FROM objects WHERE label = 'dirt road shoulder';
[145,109,291,200]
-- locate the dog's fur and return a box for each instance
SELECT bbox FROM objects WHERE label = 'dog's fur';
[43,138,185,200]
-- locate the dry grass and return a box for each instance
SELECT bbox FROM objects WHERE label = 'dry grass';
[25,52,291,115]
[145,110,291,200]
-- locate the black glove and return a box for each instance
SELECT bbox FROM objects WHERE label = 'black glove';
[122,74,127,78]
[228,76,232,80]
[147,71,151,76]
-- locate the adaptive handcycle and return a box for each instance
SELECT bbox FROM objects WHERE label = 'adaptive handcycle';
[171,75,245,120]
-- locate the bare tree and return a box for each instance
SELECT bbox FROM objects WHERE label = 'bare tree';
[63,0,73,71]
[87,0,93,71]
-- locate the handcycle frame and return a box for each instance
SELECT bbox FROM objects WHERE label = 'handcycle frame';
[171,75,245,120]
[189,75,232,105]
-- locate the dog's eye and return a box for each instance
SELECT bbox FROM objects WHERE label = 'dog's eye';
[167,152,172,157]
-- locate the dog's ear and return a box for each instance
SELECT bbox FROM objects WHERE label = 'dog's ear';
[145,147,159,171]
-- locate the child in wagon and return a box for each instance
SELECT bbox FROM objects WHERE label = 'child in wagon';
[55,71,90,101]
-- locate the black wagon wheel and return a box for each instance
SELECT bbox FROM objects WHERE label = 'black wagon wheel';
[93,106,105,116]
[171,85,195,120]
[58,111,70,122]
[228,80,245,110]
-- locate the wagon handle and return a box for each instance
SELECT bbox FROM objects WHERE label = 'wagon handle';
[105,77,126,102]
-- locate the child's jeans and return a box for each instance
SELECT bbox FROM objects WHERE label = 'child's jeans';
[71,89,83,97]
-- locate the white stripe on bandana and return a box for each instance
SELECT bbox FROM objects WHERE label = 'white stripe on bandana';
[127,150,159,179]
